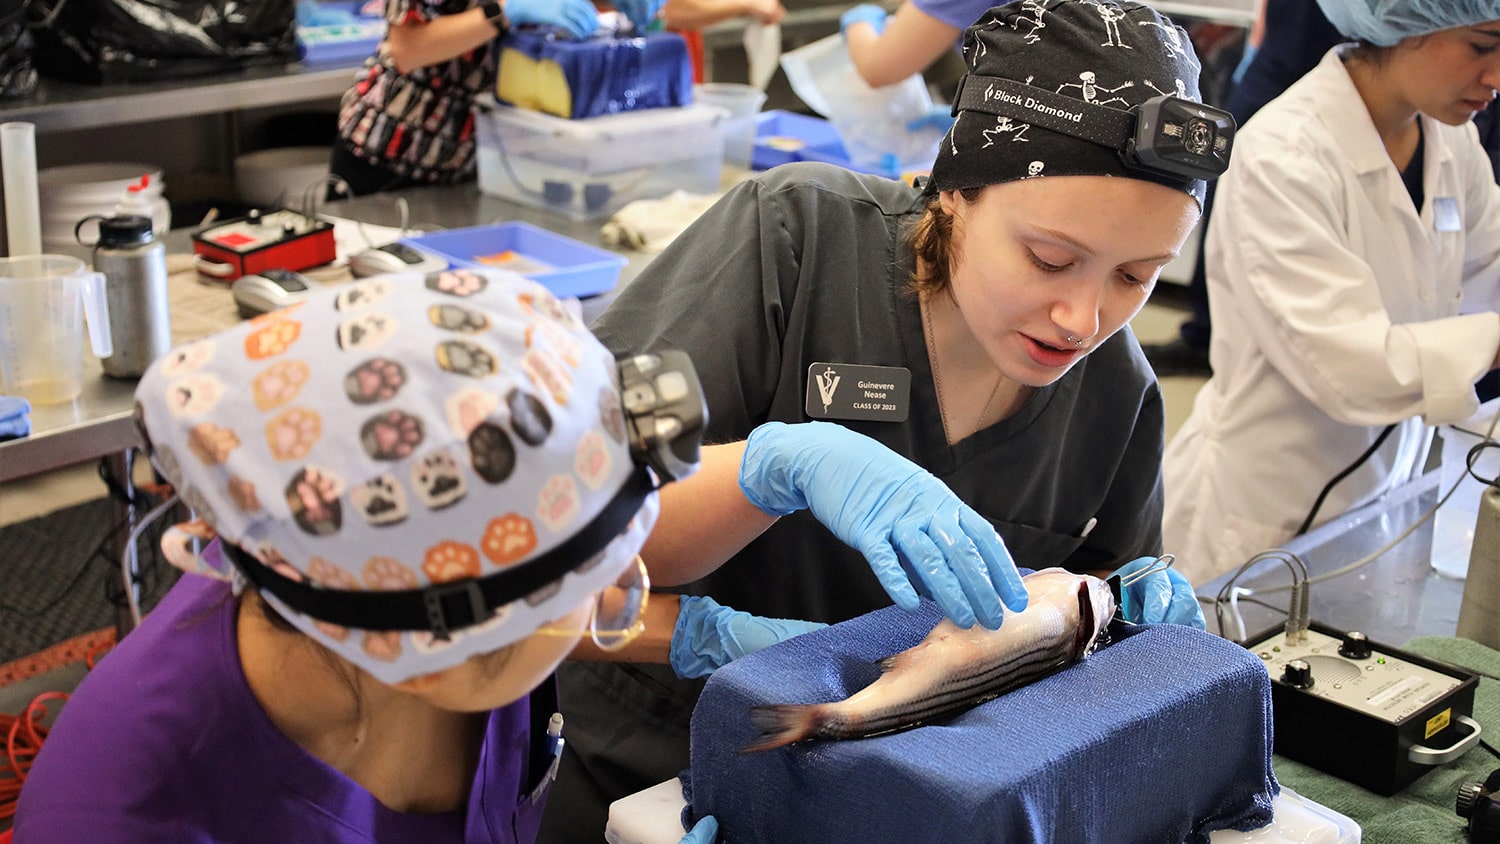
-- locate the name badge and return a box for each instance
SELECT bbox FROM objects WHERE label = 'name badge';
[1433,197,1461,233]
[805,362,911,422]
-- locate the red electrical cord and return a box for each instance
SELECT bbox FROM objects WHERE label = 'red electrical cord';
[0,691,70,823]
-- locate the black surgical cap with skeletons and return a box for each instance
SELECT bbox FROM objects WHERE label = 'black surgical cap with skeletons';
[928,0,1212,204]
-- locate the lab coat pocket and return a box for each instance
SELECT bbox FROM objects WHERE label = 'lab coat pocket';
[989,519,1087,571]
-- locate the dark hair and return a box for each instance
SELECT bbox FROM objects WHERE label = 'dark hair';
[905,187,982,297]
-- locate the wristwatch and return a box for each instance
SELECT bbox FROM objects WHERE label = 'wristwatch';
[480,1,508,33]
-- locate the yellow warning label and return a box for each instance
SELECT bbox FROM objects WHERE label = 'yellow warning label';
[1426,708,1452,739]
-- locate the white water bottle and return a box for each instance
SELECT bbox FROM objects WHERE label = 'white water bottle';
[113,174,170,237]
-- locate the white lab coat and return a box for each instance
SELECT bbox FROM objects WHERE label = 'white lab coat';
[1163,49,1500,585]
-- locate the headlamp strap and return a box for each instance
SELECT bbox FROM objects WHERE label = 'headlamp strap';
[954,75,1135,151]
[227,466,655,639]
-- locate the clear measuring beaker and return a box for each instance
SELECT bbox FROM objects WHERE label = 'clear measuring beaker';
[0,254,111,405]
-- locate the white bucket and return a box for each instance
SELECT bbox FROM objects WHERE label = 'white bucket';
[235,146,332,209]
[37,162,167,251]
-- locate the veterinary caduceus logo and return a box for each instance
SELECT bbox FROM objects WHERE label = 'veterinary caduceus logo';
[815,365,841,413]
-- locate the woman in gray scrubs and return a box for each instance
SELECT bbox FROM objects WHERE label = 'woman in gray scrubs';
[542,2,1226,840]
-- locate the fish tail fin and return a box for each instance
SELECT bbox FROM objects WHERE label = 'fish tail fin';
[740,704,826,753]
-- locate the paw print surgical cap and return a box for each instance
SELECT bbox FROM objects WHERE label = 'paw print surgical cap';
[1315,0,1500,47]
[929,0,1213,203]
[134,269,659,684]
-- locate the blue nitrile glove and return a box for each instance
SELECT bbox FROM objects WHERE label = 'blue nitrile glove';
[680,815,718,844]
[0,396,31,441]
[670,594,827,679]
[738,421,1028,629]
[906,105,955,134]
[504,0,599,40]
[840,3,887,37]
[1111,556,1207,629]
[614,0,665,33]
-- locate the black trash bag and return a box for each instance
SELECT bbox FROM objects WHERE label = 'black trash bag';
[0,0,37,99]
[28,0,298,84]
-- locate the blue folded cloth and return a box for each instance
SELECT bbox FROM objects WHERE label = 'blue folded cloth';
[686,601,1278,844]
[0,395,30,440]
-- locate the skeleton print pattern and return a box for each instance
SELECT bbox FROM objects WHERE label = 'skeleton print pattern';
[935,0,1204,197]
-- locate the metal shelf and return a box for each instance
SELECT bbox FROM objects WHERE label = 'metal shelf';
[0,62,360,133]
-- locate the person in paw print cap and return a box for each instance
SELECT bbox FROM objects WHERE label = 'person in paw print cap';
[15,269,803,843]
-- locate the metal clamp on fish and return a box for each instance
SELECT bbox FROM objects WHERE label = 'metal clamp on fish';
[1105,553,1172,625]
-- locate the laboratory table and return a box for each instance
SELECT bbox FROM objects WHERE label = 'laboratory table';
[0,183,651,485]
[1199,468,1467,649]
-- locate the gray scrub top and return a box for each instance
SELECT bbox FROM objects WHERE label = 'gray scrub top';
[594,162,1165,621]
[539,163,1166,844]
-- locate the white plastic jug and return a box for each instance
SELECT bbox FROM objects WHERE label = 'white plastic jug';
[0,254,111,404]
[779,34,943,172]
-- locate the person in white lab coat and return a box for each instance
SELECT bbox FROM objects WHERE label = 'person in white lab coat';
[1163,0,1500,585]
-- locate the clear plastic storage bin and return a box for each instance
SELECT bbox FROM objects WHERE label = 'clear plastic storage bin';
[475,103,725,221]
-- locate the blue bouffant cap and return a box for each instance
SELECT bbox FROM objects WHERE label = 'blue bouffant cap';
[1315,0,1500,47]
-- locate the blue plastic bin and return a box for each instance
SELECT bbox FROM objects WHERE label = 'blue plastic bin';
[751,111,843,170]
[752,110,921,179]
[404,222,627,299]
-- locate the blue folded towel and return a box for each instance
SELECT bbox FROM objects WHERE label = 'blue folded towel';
[686,601,1278,844]
[0,395,30,440]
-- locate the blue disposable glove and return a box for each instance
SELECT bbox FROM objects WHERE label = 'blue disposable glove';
[679,815,718,844]
[906,104,955,134]
[1111,556,1207,629]
[738,421,1028,629]
[504,0,599,40]
[613,0,665,33]
[670,595,828,679]
[840,3,887,37]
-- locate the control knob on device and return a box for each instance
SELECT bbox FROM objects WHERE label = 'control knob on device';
[1282,659,1314,690]
[1339,631,1372,660]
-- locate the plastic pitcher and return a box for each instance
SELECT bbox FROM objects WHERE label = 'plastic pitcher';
[779,34,944,172]
[693,83,766,170]
[0,254,111,404]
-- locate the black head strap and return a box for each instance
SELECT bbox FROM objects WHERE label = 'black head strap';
[226,466,655,640]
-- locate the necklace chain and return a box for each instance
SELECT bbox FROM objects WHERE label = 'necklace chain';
[924,298,1004,443]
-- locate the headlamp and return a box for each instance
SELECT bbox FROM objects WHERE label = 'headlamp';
[951,75,1236,183]
[1126,96,1234,181]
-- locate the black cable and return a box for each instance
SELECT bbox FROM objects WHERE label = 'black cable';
[1482,738,1500,763]
[0,511,134,618]
[1295,423,1398,536]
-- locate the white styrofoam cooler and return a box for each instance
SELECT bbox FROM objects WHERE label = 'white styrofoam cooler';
[475,102,725,222]
[605,781,1361,844]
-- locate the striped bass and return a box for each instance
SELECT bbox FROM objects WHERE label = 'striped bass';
[743,568,1115,752]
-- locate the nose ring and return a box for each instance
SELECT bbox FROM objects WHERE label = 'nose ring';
[1066,334,1084,348]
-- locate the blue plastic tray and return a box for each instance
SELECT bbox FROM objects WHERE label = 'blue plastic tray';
[404,221,627,299]
[297,20,384,65]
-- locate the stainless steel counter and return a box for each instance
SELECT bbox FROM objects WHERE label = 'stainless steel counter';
[1199,470,1467,647]
[0,182,649,483]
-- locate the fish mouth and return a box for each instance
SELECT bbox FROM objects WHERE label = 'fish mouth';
[1073,580,1097,656]
[1073,577,1114,656]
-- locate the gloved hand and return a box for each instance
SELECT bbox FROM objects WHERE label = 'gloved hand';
[504,0,599,40]
[670,595,827,679]
[906,105,955,134]
[1110,556,1206,629]
[613,0,665,33]
[738,421,1028,629]
[679,815,718,844]
[840,3,888,37]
